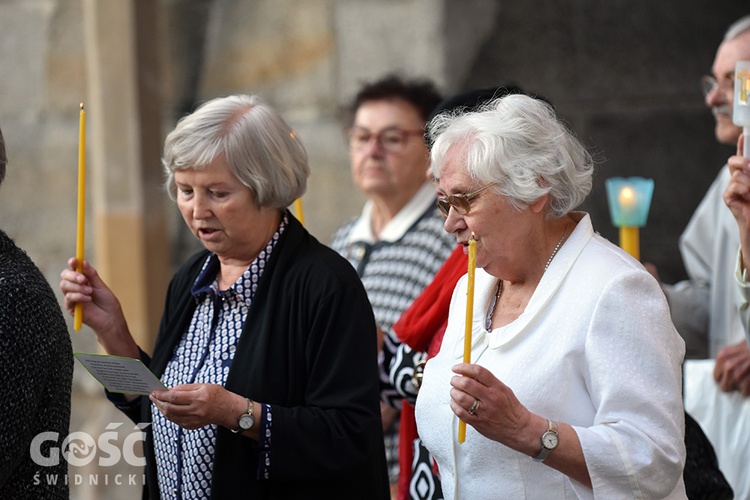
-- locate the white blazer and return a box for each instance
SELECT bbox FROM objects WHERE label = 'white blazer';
[416,213,687,499]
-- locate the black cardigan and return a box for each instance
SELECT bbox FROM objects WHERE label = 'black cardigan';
[114,216,389,499]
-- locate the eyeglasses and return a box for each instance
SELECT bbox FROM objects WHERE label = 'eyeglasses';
[345,126,425,153]
[700,74,734,98]
[436,183,497,218]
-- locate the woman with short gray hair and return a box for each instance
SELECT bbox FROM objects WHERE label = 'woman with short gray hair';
[62,95,389,499]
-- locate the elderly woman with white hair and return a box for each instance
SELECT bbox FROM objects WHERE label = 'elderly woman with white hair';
[60,94,390,499]
[415,94,687,498]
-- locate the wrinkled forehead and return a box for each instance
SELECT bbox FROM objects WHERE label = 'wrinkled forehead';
[435,145,476,193]
[431,132,475,180]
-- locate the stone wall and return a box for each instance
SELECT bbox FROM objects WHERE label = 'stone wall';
[462,0,749,282]
[1,1,748,497]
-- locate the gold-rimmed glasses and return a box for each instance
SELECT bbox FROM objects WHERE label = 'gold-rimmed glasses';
[436,183,497,217]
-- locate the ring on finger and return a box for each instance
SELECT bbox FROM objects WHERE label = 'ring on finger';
[468,398,480,415]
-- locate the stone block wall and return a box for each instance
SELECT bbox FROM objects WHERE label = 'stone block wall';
[1,0,748,497]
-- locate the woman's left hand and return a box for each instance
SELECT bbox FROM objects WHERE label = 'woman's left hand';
[150,384,244,431]
[450,363,535,453]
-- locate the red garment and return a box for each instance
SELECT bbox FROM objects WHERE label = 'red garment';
[393,246,467,500]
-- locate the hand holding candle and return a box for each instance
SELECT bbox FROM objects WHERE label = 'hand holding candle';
[458,233,477,444]
[74,103,86,331]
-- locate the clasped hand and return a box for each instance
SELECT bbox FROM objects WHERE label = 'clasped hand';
[150,384,238,430]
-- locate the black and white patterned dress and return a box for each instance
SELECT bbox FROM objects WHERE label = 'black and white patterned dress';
[331,184,455,482]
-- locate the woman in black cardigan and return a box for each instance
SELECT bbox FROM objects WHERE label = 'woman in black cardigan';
[60,95,389,499]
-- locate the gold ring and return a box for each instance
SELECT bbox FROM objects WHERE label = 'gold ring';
[468,398,479,415]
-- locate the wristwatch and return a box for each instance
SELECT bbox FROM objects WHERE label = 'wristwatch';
[232,398,255,433]
[533,419,558,462]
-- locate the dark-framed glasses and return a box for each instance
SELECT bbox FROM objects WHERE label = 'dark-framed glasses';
[700,74,734,98]
[436,183,497,217]
[345,126,425,153]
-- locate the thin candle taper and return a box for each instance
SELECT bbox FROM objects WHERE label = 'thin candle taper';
[458,235,477,443]
[294,198,305,226]
[74,103,86,331]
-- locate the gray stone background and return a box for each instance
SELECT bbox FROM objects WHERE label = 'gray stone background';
[1,1,748,498]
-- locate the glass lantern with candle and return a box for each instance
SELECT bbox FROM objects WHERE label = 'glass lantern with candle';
[605,177,654,260]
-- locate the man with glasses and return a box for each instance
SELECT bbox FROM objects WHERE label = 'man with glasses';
[648,15,750,499]
[331,74,456,495]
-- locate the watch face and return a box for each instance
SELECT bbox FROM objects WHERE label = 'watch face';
[239,414,255,430]
[542,431,558,449]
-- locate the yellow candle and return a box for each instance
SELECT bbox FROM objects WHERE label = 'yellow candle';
[458,235,477,443]
[617,186,640,259]
[620,226,639,260]
[619,186,641,260]
[74,103,86,331]
[294,198,305,226]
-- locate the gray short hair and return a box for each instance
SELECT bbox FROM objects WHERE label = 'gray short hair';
[163,94,309,209]
[725,15,750,41]
[428,94,593,219]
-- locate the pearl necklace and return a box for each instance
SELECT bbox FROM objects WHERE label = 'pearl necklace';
[484,223,571,331]
[545,223,571,271]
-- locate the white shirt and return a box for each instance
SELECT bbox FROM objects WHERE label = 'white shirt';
[345,182,439,245]
[415,213,687,499]
[664,165,745,357]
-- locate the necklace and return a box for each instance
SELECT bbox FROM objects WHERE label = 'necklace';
[484,222,571,331]
[485,281,502,331]
[544,223,570,271]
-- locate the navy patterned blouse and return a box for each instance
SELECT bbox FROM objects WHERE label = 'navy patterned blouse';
[151,216,286,499]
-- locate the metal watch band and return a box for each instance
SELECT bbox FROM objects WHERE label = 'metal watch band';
[231,398,253,434]
[532,419,558,462]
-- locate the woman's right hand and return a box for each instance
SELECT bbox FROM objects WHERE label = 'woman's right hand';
[60,258,139,358]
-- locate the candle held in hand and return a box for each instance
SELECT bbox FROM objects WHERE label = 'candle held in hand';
[458,235,477,444]
[74,103,86,331]
[463,237,477,364]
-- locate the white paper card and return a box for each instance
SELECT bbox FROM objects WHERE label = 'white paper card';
[74,352,167,396]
